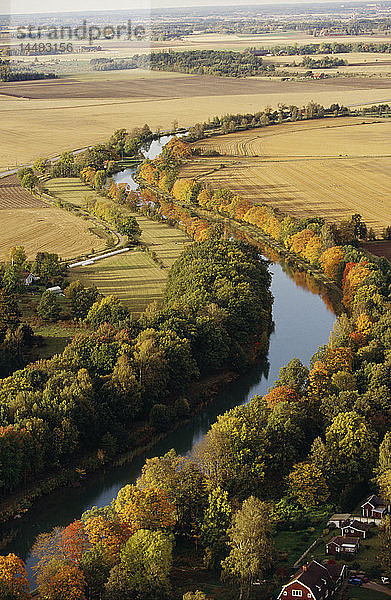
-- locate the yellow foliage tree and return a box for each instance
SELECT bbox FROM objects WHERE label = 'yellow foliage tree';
[0,553,29,599]
[114,485,176,534]
[288,462,329,507]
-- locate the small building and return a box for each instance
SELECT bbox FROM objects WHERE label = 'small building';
[328,513,351,528]
[46,286,63,295]
[24,273,40,286]
[326,536,360,555]
[278,560,346,600]
[340,519,371,539]
[361,495,388,519]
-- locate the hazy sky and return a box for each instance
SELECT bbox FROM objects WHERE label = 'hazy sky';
[9,0,356,15]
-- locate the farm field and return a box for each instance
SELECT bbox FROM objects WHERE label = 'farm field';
[45,177,189,268]
[181,117,391,233]
[45,177,102,207]
[69,250,167,314]
[0,175,106,259]
[2,72,391,172]
[54,175,189,311]
[265,52,391,76]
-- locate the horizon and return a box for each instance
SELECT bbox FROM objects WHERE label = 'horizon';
[7,0,382,16]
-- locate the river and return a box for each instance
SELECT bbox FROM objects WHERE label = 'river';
[3,136,339,583]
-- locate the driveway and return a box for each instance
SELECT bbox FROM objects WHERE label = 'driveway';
[363,582,391,596]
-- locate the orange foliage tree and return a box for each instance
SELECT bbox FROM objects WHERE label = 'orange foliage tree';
[307,361,330,401]
[342,261,371,310]
[37,560,87,600]
[83,515,130,563]
[263,386,300,407]
[60,520,90,564]
[114,485,176,534]
[319,246,346,281]
[0,553,29,599]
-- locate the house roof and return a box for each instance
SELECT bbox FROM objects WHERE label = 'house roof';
[362,495,386,509]
[283,561,335,600]
[327,536,360,547]
[341,519,371,531]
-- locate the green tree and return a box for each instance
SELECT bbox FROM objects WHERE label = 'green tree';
[113,529,173,599]
[276,358,309,394]
[85,295,130,327]
[325,411,377,491]
[64,281,99,320]
[37,291,61,322]
[183,592,209,600]
[116,216,141,242]
[33,157,50,174]
[379,432,391,474]
[221,496,275,600]
[0,289,20,341]
[379,515,391,575]
[137,449,206,533]
[201,486,231,570]
[2,266,22,294]
[21,172,39,192]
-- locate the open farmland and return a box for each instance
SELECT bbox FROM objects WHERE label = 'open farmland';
[0,175,106,259]
[2,70,391,172]
[69,250,168,313]
[182,117,391,233]
[0,175,48,209]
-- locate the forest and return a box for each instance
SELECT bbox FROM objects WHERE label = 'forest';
[132,50,275,77]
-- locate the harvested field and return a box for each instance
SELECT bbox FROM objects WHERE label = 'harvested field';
[1,74,391,101]
[0,175,47,209]
[0,207,106,260]
[2,75,391,172]
[361,240,391,261]
[182,117,391,233]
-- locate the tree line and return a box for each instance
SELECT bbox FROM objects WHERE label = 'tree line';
[132,50,275,78]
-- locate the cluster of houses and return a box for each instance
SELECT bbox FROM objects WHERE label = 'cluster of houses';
[277,495,388,600]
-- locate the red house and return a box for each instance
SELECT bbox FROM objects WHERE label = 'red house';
[326,536,360,555]
[361,495,387,519]
[278,560,346,600]
[340,519,371,539]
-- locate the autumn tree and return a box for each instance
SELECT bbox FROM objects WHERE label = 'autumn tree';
[36,559,87,600]
[60,520,90,564]
[114,484,176,533]
[222,497,275,600]
[287,462,329,507]
[0,554,29,599]
[263,385,300,407]
[183,592,209,600]
[137,449,206,532]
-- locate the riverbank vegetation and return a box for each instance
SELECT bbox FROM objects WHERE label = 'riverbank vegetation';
[2,113,391,598]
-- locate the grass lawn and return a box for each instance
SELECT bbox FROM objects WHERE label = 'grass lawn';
[34,322,89,358]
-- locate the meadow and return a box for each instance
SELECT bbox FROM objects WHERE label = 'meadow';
[182,117,391,234]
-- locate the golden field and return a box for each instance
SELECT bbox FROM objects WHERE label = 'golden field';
[2,68,391,171]
[0,205,106,260]
[182,117,391,233]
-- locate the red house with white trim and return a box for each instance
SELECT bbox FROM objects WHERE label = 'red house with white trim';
[278,561,346,600]
[361,495,388,519]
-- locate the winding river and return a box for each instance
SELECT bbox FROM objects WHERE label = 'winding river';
[3,136,339,583]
